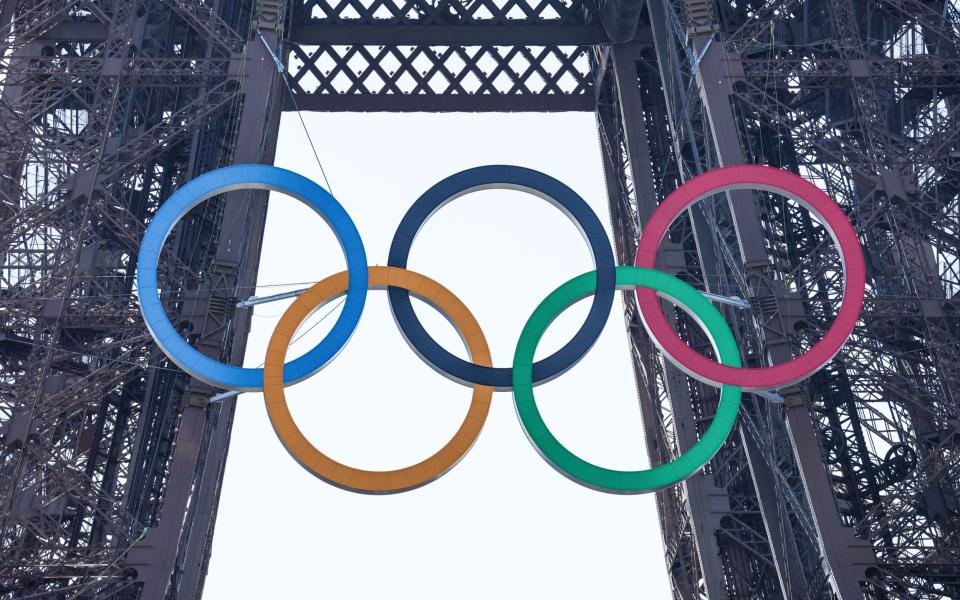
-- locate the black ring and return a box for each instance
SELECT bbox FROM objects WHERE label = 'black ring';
[387,165,617,390]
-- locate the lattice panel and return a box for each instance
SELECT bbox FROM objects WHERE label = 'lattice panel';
[287,42,595,110]
[297,0,597,24]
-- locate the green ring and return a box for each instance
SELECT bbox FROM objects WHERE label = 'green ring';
[511,266,743,494]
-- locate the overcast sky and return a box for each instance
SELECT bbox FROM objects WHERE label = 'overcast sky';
[203,111,673,598]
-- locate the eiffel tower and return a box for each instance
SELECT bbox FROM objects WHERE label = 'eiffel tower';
[1,0,958,597]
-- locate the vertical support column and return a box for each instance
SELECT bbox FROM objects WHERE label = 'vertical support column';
[126,5,286,597]
[598,40,732,599]
[176,9,286,597]
[654,1,876,596]
[659,17,812,590]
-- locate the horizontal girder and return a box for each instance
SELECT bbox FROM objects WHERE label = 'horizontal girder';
[284,0,650,111]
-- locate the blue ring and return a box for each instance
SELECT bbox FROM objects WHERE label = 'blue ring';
[386,165,616,390]
[137,164,367,391]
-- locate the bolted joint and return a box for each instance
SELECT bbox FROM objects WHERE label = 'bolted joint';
[180,290,236,322]
[682,0,719,35]
[1,410,36,450]
[780,386,807,409]
[743,260,807,350]
[256,0,284,31]
[596,0,644,43]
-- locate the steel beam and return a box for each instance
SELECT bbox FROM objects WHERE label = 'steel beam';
[3,1,958,598]
[289,23,611,45]
[286,91,597,112]
[126,5,286,597]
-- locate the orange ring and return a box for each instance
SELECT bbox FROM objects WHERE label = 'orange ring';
[263,266,493,494]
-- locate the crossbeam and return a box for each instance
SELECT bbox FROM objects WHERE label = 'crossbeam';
[282,2,654,112]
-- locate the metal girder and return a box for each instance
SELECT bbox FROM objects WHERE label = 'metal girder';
[0,0,284,597]
[288,22,610,44]
[597,36,813,600]
[716,1,960,594]
[283,0,651,111]
[2,0,959,599]
[285,41,598,111]
[597,0,960,598]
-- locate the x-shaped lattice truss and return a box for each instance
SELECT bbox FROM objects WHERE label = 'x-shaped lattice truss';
[286,0,611,110]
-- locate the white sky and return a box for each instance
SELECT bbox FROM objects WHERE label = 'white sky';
[203,112,672,598]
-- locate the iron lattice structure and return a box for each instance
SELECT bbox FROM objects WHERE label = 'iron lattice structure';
[0,0,958,598]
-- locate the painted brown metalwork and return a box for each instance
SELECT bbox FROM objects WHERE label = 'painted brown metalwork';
[1,0,958,598]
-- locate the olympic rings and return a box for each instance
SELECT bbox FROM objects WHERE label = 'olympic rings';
[387,165,617,390]
[512,267,742,493]
[137,164,368,391]
[137,162,865,495]
[263,266,493,494]
[633,165,865,391]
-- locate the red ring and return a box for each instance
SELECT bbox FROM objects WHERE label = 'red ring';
[633,165,866,391]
